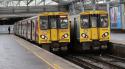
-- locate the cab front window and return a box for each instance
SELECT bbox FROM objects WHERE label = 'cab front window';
[100,15,108,28]
[50,16,58,29]
[60,16,68,29]
[40,16,48,30]
[91,16,97,27]
[81,15,89,28]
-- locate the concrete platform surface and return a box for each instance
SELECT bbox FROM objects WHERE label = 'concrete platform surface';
[0,35,53,69]
[13,35,82,69]
[0,35,82,69]
[110,33,125,44]
[110,33,125,58]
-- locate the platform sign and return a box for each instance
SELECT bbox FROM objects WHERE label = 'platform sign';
[110,6,122,29]
[110,7,117,28]
[117,5,122,29]
[110,0,122,29]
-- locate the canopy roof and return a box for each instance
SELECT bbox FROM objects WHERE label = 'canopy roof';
[0,0,58,7]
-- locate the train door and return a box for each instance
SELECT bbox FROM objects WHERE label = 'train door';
[18,22,20,35]
[35,19,38,41]
[20,22,23,36]
[24,21,26,38]
[27,20,31,39]
[49,16,58,41]
[26,21,28,39]
[31,20,35,41]
[90,15,99,40]
[30,20,32,40]
[17,23,19,35]
[22,22,24,37]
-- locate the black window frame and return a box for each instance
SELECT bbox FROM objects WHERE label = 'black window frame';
[40,16,49,30]
[48,16,60,29]
[99,14,108,28]
[90,14,100,28]
[59,16,68,29]
[80,15,90,29]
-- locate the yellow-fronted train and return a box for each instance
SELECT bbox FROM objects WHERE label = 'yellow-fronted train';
[14,12,70,52]
[70,10,111,52]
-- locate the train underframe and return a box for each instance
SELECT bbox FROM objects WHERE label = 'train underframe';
[41,42,69,52]
[70,40,113,52]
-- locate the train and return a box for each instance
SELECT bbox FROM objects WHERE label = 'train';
[14,12,70,51]
[14,11,111,52]
[70,10,111,51]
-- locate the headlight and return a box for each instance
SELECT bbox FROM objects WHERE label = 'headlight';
[41,35,45,39]
[102,32,109,37]
[41,35,47,39]
[81,33,86,38]
[104,32,108,36]
[81,33,88,38]
[64,34,68,38]
[62,33,68,39]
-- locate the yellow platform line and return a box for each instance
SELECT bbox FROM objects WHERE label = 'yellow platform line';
[12,36,60,69]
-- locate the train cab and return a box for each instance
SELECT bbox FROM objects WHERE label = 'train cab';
[37,12,70,51]
[71,10,110,51]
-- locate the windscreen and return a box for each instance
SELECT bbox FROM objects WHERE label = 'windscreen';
[50,16,58,29]
[60,16,68,29]
[81,15,89,28]
[100,15,108,28]
[40,16,48,30]
[40,15,68,29]
[91,16,97,27]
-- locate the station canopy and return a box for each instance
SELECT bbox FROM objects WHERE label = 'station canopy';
[0,0,58,7]
[0,0,122,7]
[52,0,111,4]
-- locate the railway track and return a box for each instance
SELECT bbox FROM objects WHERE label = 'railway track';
[64,55,102,69]
[62,54,125,69]
[105,54,125,62]
[83,54,125,69]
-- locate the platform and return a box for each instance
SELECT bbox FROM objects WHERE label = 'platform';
[110,33,125,45]
[110,33,125,57]
[0,35,82,69]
